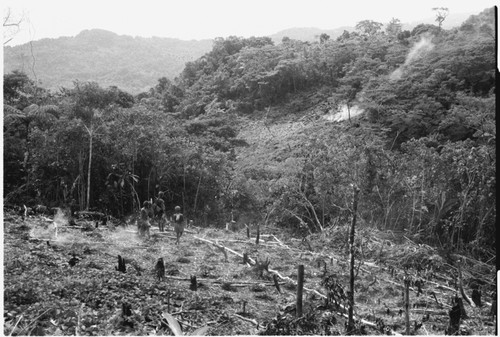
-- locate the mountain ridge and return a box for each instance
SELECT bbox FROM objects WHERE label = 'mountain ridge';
[2,10,478,94]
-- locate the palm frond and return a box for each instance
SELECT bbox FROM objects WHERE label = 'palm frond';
[3,104,24,123]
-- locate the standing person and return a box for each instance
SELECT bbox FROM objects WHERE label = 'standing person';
[173,206,184,244]
[138,201,151,238]
[154,192,166,231]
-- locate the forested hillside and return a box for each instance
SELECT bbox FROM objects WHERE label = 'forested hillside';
[4,5,496,258]
[3,29,213,94]
[3,7,496,336]
[3,10,473,94]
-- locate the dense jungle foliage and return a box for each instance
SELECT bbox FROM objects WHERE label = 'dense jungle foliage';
[3,7,496,261]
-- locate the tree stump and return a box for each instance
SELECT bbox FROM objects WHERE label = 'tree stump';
[471,289,481,307]
[296,265,304,318]
[190,275,198,291]
[122,302,132,317]
[156,257,165,281]
[447,299,461,335]
[273,274,281,294]
[121,302,134,327]
[117,255,126,273]
[255,224,260,245]
[457,296,467,319]
[404,276,411,335]
[243,252,250,265]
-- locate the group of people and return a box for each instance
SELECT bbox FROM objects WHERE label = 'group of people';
[137,191,185,244]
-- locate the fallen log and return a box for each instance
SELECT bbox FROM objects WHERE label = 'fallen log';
[457,259,475,307]
[193,235,400,335]
[163,275,285,288]
[234,313,259,327]
[193,236,256,265]
[410,308,448,315]
[151,227,198,234]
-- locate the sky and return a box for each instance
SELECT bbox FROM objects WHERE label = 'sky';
[2,0,498,46]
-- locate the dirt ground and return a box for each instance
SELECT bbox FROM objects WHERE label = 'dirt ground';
[3,210,497,335]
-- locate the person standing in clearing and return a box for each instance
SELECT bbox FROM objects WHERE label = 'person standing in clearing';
[139,201,151,238]
[154,192,166,232]
[173,206,184,244]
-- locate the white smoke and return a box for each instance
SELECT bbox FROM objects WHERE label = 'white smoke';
[29,208,68,241]
[390,35,434,81]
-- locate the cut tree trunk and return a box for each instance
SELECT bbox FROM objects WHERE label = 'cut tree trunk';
[347,185,360,335]
[404,276,411,335]
[296,265,304,318]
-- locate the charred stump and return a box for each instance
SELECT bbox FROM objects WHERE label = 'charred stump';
[296,264,304,318]
[446,298,461,335]
[156,257,165,281]
[273,274,281,294]
[243,252,250,265]
[190,275,198,291]
[404,275,411,335]
[117,255,126,273]
[456,296,467,319]
[121,302,134,327]
[471,289,482,307]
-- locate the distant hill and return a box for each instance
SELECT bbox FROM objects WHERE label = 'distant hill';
[3,29,213,94]
[270,11,476,43]
[2,11,477,94]
[269,26,354,43]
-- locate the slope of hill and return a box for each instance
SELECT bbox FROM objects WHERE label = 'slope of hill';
[3,10,477,94]
[3,29,213,94]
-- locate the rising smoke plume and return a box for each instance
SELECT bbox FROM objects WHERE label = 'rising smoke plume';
[390,35,435,81]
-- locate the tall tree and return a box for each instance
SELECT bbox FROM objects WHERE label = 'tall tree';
[319,33,330,44]
[355,20,384,36]
[68,81,115,210]
[386,18,402,37]
[4,103,59,202]
[433,7,449,32]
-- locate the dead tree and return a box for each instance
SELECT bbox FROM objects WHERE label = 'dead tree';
[347,184,360,335]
